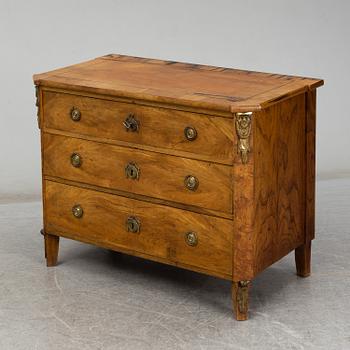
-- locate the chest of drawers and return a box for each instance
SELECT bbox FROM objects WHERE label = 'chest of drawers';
[34,54,323,320]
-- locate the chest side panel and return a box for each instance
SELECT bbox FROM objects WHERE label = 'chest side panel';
[233,92,307,280]
[253,93,306,275]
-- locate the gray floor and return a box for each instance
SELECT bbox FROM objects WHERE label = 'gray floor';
[0,179,349,350]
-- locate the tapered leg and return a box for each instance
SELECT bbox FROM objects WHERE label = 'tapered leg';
[232,280,251,320]
[295,241,311,277]
[44,232,60,267]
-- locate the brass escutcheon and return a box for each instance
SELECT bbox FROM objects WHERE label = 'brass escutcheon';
[125,162,140,180]
[126,216,140,233]
[185,231,198,246]
[184,126,197,141]
[70,153,82,168]
[184,175,199,191]
[123,114,139,132]
[70,107,81,121]
[72,204,83,218]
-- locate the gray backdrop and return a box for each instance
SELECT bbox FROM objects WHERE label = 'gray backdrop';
[0,0,349,200]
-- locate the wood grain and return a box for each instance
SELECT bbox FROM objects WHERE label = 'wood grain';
[233,93,307,281]
[253,93,306,276]
[34,54,323,113]
[43,133,232,213]
[232,116,255,281]
[44,176,233,220]
[43,91,235,164]
[44,180,233,277]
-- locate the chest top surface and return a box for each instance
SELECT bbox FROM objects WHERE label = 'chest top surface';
[34,54,323,113]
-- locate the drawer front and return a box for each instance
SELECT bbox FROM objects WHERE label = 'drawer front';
[45,181,233,277]
[43,133,232,213]
[43,91,234,164]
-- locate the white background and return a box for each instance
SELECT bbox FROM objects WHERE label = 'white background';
[0,0,349,200]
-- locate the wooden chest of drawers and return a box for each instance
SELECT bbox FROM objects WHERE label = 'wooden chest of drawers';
[34,54,323,320]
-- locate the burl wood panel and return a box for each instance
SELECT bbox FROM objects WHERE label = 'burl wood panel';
[233,93,306,281]
[44,181,233,277]
[34,54,323,113]
[43,133,232,214]
[43,91,235,164]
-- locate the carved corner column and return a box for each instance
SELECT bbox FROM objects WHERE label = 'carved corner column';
[233,111,254,320]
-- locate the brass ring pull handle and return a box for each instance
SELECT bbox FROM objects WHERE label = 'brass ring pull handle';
[125,162,140,180]
[184,175,199,191]
[185,231,198,246]
[70,153,82,168]
[123,114,139,132]
[72,204,83,218]
[70,107,81,121]
[184,126,197,141]
[126,216,140,233]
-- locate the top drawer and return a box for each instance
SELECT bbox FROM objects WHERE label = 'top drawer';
[42,91,234,164]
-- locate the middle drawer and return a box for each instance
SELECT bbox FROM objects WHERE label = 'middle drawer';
[43,133,232,213]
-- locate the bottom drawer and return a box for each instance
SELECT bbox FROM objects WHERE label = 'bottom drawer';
[44,181,233,278]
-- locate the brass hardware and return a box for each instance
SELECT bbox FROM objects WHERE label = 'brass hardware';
[237,280,250,314]
[185,231,198,246]
[125,162,140,180]
[235,112,252,164]
[184,175,199,191]
[70,153,82,168]
[72,205,83,218]
[35,86,41,128]
[184,126,197,141]
[70,107,81,121]
[126,216,140,233]
[123,114,139,132]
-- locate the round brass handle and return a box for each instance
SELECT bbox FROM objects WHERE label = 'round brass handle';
[70,107,81,122]
[125,162,140,180]
[126,216,140,233]
[184,175,199,191]
[123,114,139,132]
[185,231,198,246]
[72,204,83,218]
[184,126,197,141]
[70,153,82,168]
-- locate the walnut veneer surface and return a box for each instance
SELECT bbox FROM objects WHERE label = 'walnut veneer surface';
[34,54,323,320]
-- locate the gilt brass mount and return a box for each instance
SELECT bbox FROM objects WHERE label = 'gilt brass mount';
[123,114,139,132]
[126,216,140,233]
[185,231,198,246]
[235,112,252,164]
[72,204,84,218]
[237,280,250,314]
[125,162,140,180]
[70,107,81,122]
[184,126,197,141]
[184,175,199,191]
